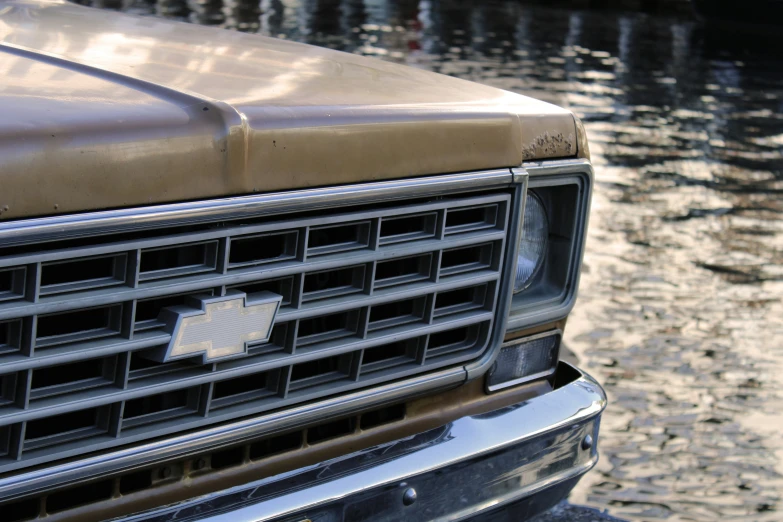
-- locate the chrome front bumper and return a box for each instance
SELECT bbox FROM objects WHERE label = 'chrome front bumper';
[121,363,606,522]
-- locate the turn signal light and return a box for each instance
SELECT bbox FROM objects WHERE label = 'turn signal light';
[486,331,560,392]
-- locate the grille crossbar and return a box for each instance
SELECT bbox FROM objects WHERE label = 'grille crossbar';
[0,193,509,473]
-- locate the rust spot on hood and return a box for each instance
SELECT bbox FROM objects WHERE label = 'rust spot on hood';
[521,131,575,160]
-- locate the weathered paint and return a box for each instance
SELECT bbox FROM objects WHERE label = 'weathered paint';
[521,131,576,161]
[0,0,583,220]
[574,115,591,161]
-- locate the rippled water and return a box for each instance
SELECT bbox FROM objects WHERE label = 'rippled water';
[85,1,783,520]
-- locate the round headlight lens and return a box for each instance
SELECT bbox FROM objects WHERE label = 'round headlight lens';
[514,192,548,293]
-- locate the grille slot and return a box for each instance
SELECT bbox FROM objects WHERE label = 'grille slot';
[379,212,437,245]
[0,374,19,408]
[307,416,356,444]
[360,403,405,429]
[30,356,115,400]
[0,425,11,458]
[426,324,483,360]
[47,480,113,514]
[24,406,111,451]
[440,243,494,276]
[3,496,37,521]
[307,221,371,256]
[0,192,510,473]
[211,369,280,410]
[445,203,499,235]
[35,305,123,349]
[209,446,245,471]
[368,297,427,332]
[290,354,353,392]
[40,254,127,297]
[122,388,200,430]
[0,320,21,356]
[249,431,302,460]
[360,338,420,375]
[434,283,491,318]
[297,310,361,347]
[228,231,298,268]
[139,241,218,281]
[374,253,433,289]
[119,468,153,495]
[0,268,25,303]
[302,265,366,302]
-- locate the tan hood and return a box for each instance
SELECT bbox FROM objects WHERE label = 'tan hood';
[0,0,580,220]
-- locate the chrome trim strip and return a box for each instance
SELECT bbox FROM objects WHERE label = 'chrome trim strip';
[121,362,606,522]
[0,367,465,502]
[510,167,530,300]
[512,165,528,183]
[523,157,592,176]
[0,169,514,247]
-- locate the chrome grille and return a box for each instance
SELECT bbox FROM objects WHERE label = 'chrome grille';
[0,192,510,473]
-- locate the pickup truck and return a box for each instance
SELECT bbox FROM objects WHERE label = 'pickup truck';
[0,1,605,520]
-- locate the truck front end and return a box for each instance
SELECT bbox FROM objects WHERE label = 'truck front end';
[0,2,605,520]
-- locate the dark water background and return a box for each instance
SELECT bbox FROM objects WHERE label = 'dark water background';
[84,1,783,520]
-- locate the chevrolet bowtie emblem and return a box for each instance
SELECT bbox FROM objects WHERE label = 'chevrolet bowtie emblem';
[148,290,282,364]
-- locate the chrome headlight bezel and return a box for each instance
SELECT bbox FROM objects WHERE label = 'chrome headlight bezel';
[506,161,593,333]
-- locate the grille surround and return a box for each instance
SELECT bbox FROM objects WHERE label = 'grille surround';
[0,167,536,502]
[0,191,513,474]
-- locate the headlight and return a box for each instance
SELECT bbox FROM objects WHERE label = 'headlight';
[513,192,548,293]
[504,163,592,333]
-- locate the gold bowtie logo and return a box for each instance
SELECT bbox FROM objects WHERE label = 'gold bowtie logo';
[147,290,282,364]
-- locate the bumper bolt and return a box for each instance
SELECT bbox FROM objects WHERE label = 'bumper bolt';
[402,487,417,506]
[582,434,594,451]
